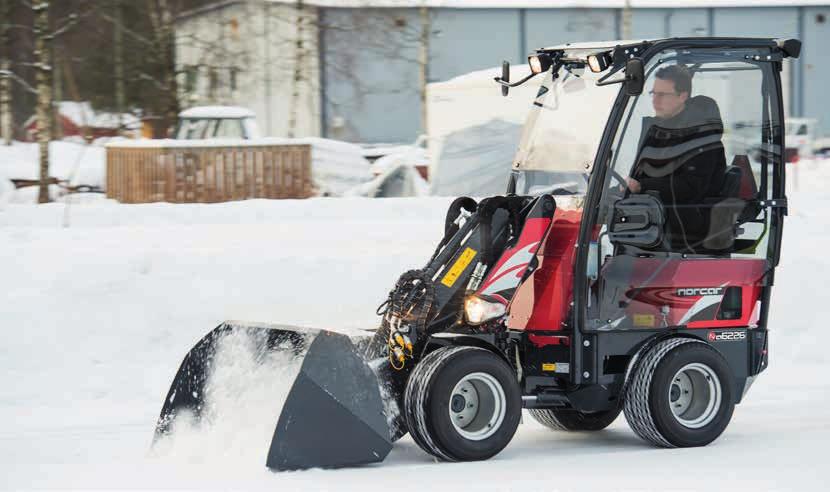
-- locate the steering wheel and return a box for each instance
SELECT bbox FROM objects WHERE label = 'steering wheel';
[608,169,629,188]
[605,168,631,201]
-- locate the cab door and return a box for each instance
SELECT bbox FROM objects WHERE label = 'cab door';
[585,46,784,333]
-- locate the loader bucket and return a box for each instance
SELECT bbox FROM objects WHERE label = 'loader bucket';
[154,322,392,471]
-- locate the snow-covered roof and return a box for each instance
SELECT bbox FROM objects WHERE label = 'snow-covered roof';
[178,106,256,119]
[24,101,140,130]
[267,0,830,8]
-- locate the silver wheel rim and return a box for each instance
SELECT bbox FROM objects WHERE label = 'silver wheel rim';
[448,372,506,441]
[668,362,722,429]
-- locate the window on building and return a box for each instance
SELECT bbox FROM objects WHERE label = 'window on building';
[184,66,198,94]
[208,68,218,99]
[230,67,239,92]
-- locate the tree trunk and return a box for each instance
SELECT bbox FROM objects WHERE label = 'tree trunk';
[0,0,12,145]
[287,0,305,139]
[0,60,11,145]
[114,0,125,120]
[147,0,179,136]
[34,1,52,203]
[52,47,62,140]
[159,1,178,135]
[418,6,429,138]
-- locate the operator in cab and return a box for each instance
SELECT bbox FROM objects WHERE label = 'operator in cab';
[626,65,727,245]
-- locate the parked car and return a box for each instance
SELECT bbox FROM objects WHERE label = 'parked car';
[173,106,260,140]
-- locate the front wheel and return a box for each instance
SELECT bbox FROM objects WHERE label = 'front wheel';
[624,338,735,447]
[404,346,522,462]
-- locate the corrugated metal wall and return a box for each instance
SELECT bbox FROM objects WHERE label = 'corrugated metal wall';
[321,8,423,143]
[803,6,830,135]
[321,6,829,143]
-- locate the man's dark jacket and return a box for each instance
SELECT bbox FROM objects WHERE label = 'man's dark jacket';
[633,95,727,239]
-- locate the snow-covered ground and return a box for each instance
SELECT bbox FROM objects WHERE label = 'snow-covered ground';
[0,161,828,490]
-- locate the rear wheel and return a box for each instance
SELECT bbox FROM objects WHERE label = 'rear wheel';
[404,346,521,462]
[624,338,735,447]
[529,406,621,431]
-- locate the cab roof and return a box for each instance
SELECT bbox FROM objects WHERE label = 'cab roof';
[179,106,255,119]
[538,37,779,54]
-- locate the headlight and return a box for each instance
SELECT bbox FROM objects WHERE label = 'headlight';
[528,53,552,74]
[464,295,507,325]
[587,52,612,73]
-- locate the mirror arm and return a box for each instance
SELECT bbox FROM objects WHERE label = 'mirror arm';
[595,65,628,87]
[494,71,540,88]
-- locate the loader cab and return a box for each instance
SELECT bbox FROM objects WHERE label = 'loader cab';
[506,38,795,387]
[577,39,792,386]
[579,40,785,329]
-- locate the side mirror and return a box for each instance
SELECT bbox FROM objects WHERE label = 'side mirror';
[624,58,645,96]
[501,61,510,97]
[608,194,665,248]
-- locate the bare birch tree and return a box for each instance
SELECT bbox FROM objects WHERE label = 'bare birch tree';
[286,0,306,138]
[30,1,83,202]
[147,0,179,134]
[0,0,13,145]
[113,0,125,117]
[33,1,52,203]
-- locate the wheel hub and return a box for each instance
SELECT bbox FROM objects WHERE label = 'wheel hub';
[451,394,467,413]
[668,362,722,429]
[448,372,506,441]
[670,384,681,402]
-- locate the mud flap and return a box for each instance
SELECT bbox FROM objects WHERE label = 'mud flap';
[154,321,392,471]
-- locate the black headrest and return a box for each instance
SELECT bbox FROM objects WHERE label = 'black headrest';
[685,95,723,124]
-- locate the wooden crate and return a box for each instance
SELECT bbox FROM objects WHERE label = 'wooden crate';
[105,143,314,203]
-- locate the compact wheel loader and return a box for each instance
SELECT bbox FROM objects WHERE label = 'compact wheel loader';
[155,37,801,470]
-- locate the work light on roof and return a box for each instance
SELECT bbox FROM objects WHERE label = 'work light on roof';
[528,53,553,74]
[587,52,612,73]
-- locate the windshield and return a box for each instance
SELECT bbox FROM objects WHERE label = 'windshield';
[511,65,620,197]
[174,117,248,139]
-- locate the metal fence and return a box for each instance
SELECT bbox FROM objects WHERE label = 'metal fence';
[106,143,314,203]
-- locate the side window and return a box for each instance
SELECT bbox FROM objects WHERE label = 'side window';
[585,48,782,333]
[182,119,210,139]
[600,50,775,257]
[214,119,244,138]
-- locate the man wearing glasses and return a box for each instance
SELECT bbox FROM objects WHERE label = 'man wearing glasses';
[625,64,727,247]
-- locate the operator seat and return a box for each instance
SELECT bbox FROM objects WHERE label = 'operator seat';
[702,155,752,251]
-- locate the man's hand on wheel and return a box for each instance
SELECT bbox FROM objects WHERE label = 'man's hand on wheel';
[626,178,641,193]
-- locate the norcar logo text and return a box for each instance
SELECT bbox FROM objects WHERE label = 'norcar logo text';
[708,331,746,342]
[676,287,724,297]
